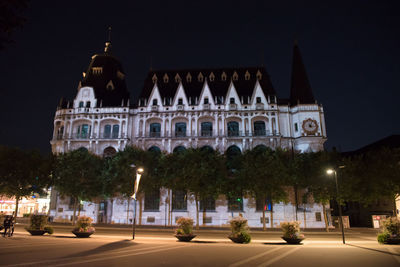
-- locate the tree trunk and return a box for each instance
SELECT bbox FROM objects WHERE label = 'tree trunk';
[77,198,81,217]
[72,197,78,225]
[262,194,266,231]
[110,198,114,224]
[303,205,307,230]
[323,204,329,232]
[14,196,20,222]
[168,189,172,226]
[270,201,274,229]
[294,186,298,221]
[195,194,199,230]
[127,197,130,224]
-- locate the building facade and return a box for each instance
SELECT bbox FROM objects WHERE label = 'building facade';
[50,41,328,228]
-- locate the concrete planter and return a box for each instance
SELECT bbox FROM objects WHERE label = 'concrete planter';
[72,231,94,238]
[175,234,196,242]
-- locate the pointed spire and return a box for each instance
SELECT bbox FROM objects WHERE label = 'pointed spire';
[104,26,112,54]
[290,41,315,106]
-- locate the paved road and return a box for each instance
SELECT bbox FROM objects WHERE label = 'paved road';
[0,225,399,266]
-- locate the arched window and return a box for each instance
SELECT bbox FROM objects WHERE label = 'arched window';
[253,121,266,136]
[148,146,161,154]
[104,125,111,138]
[103,146,117,158]
[227,121,239,137]
[175,122,186,137]
[149,123,161,137]
[173,146,186,153]
[201,122,212,137]
[112,124,119,138]
[79,101,84,108]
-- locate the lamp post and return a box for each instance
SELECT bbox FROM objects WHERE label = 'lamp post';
[130,164,144,240]
[327,167,345,244]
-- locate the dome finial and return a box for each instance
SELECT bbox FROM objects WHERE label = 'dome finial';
[104,26,112,53]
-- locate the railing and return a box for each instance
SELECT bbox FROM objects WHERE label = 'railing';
[203,104,210,110]
[229,104,237,110]
[176,105,184,111]
[151,105,159,112]
[256,103,264,110]
[56,133,129,140]
[137,130,279,139]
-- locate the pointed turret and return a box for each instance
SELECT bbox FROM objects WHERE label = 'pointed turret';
[290,41,315,106]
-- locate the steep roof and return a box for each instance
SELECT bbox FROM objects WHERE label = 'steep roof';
[139,67,276,104]
[343,135,400,156]
[290,42,315,106]
[80,43,130,107]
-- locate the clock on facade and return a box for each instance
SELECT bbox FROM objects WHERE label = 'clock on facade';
[302,118,318,135]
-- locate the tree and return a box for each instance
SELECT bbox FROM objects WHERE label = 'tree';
[238,147,288,230]
[0,146,52,220]
[53,149,103,225]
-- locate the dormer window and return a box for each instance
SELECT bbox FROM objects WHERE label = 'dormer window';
[79,101,84,108]
[204,97,209,104]
[221,72,227,81]
[106,80,115,90]
[198,72,204,82]
[186,73,192,83]
[230,97,235,104]
[245,70,250,80]
[152,74,158,83]
[92,67,103,74]
[256,97,261,103]
[232,71,238,81]
[117,70,125,80]
[178,98,183,105]
[175,73,181,83]
[153,99,158,106]
[256,70,262,80]
[86,101,91,108]
[163,73,169,83]
[209,72,215,82]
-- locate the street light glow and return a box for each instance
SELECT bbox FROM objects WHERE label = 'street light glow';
[137,167,144,173]
[326,169,334,175]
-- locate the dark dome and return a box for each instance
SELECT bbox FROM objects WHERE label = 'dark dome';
[81,45,130,107]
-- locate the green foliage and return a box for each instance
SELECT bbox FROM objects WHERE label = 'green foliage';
[74,216,95,233]
[229,216,251,243]
[23,213,31,217]
[381,217,400,236]
[28,215,48,230]
[53,149,103,202]
[377,232,389,244]
[175,217,194,235]
[0,146,52,200]
[280,221,304,239]
[44,226,54,234]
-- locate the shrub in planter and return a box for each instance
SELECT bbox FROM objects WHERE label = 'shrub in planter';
[72,216,95,238]
[25,215,53,235]
[280,221,304,244]
[377,217,400,244]
[228,216,251,244]
[175,217,196,242]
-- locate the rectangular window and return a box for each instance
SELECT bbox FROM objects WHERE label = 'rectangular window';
[315,212,322,222]
[178,98,183,105]
[260,217,269,224]
[230,97,235,104]
[79,101,84,108]
[144,189,160,211]
[172,190,187,211]
[112,125,119,138]
[294,123,298,132]
[200,196,216,211]
[228,196,243,211]
[256,197,271,211]
[81,124,89,139]
[153,99,157,105]
[86,101,91,108]
[204,97,209,104]
[256,97,261,103]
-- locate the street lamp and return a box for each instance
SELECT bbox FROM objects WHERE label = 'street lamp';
[327,167,345,244]
[130,164,144,240]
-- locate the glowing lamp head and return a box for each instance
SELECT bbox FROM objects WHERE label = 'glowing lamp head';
[326,169,334,175]
[137,168,144,174]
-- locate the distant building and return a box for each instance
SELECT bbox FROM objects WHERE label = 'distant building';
[341,135,400,227]
[50,40,328,228]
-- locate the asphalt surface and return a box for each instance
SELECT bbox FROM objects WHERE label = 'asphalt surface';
[0,224,399,266]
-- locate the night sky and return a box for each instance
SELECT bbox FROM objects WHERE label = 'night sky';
[1,0,399,154]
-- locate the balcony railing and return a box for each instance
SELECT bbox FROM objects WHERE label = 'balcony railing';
[229,103,237,110]
[136,130,279,139]
[177,105,184,111]
[151,105,159,112]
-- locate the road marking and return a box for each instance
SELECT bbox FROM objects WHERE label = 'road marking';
[229,247,283,267]
[257,247,301,267]
[387,247,400,264]
[8,244,168,267]
[49,244,191,267]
